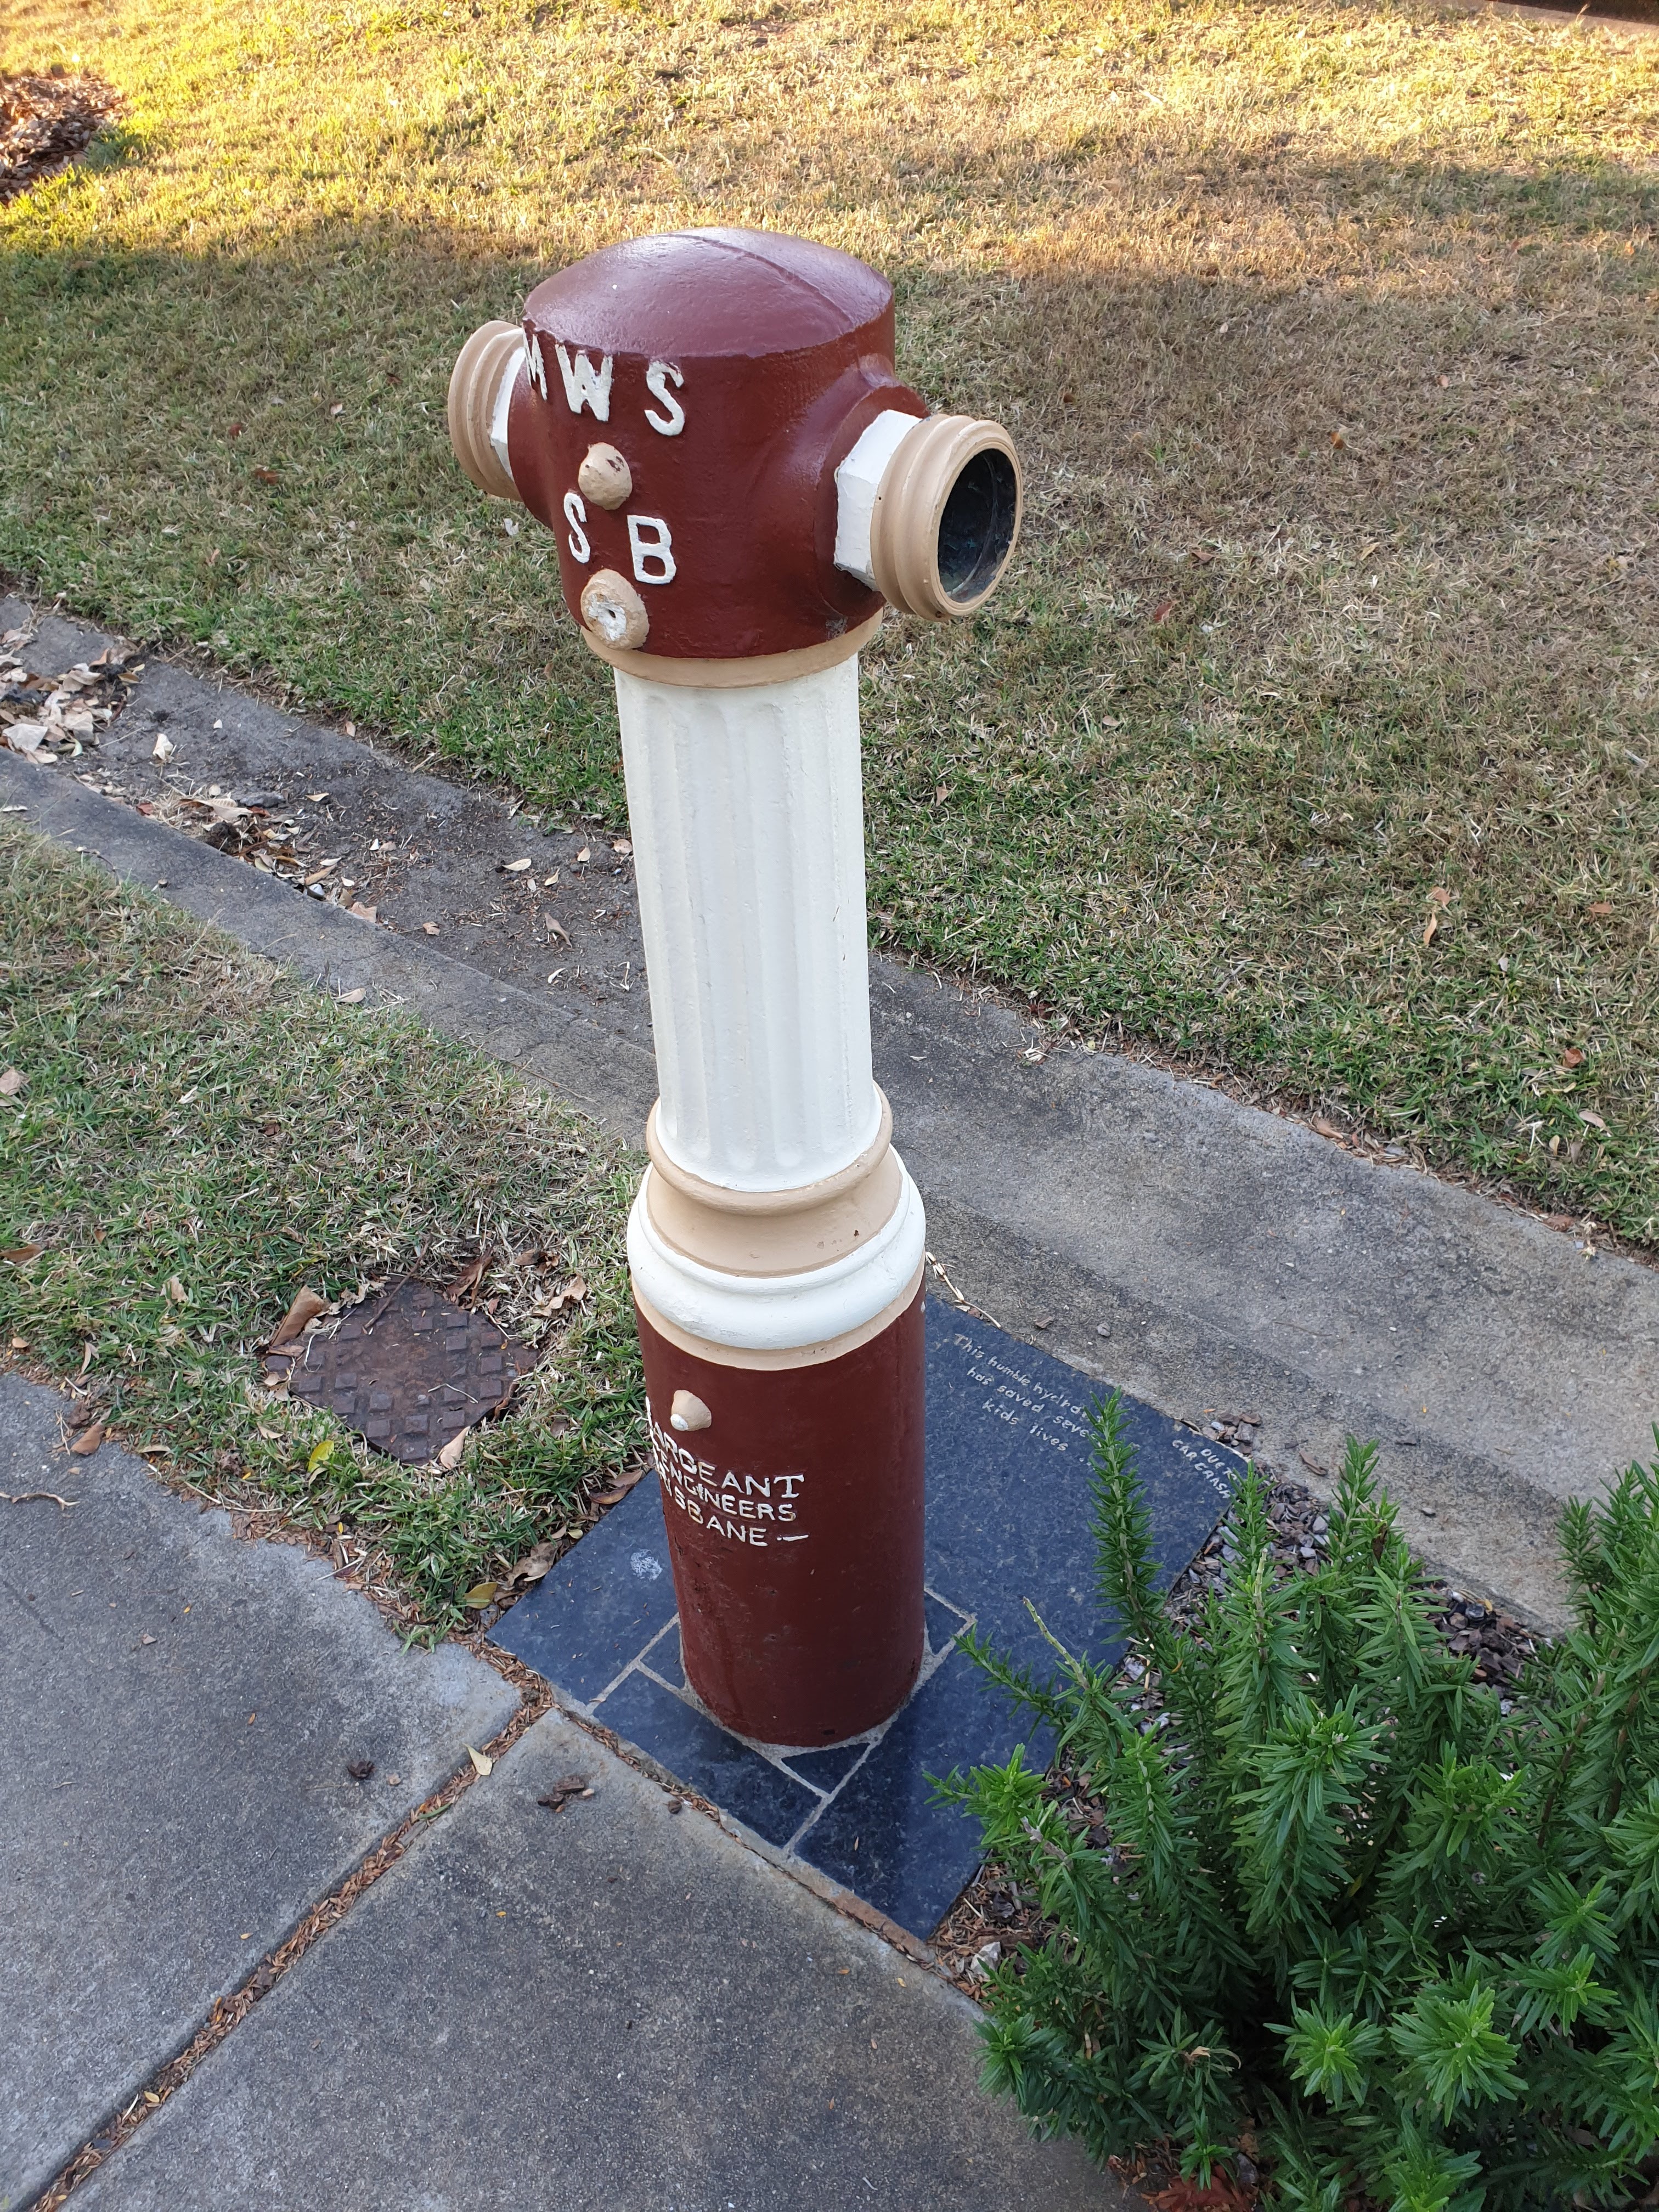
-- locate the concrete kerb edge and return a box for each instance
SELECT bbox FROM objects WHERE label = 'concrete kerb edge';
[0,665,1603,1641]
[8,594,1658,1628]
[0,749,659,1141]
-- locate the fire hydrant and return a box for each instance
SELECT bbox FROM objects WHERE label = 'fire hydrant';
[450,228,1020,1747]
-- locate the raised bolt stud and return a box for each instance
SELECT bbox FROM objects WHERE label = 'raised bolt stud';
[579,568,649,651]
[670,1389,712,1434]
[577,443,634,511]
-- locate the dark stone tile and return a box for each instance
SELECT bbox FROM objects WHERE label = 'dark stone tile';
[923,1302,1235,1677]
[783,1738,871,1792]
[493,1305,1240,1938]
[492,1477,678,1703]
[797,1647,1054,1937]
[595,1670,817,1849]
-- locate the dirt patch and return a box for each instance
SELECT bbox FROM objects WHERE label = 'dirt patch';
[0,70,121,202]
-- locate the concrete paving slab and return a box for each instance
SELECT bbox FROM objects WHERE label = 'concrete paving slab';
[7,597,1658,1627]
[71,1708,1118,2212]
[0,1376,517,2210]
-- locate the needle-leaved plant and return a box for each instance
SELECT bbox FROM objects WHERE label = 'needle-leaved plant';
[941,1401,1659,2210]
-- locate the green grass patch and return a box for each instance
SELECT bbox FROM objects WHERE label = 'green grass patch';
[0,827,645,1632]
[2,0,1657,1237]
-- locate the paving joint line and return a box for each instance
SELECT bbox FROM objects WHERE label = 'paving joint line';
[12,1381,941,2212]
[26,1656,552,2212]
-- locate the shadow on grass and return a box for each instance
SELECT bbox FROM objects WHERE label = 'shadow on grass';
[2,161,1657,1239]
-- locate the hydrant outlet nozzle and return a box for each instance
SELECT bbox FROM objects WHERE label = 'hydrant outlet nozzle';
[447,320,524,503]
[835,410,1022,620]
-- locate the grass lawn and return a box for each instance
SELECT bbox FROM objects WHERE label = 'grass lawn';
[0,827,644,1632]
[1,0,1656,1239]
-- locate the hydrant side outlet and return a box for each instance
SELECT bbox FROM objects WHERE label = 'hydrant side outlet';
[449,227,1020,1747]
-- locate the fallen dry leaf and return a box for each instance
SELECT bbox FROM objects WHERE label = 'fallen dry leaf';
[545,917,571,945]
[1428,886,1452,907]
[152,732,174,762]
[1581,1110,1609,1131]
[269,1285,328,1348]
[346,901,377,923]
[461,1581,499,1610]
[2,1242,41,1261]
[1149,2173,1256,2212]
[612,838,633,857]
[438,1426,470,1471]
[421,921,440,935]
[501,857,532,873]
[1422,913,1438,946]
[1562,1048,1585,1069]
[253,466,278,484]
[0,1068,26,1097]
[500,1541,557,1590]
[337,986,366,1005]
[3,1488,76,1508]
[593,1468,647,1508]
[1311,1118,1344,1140]
[1151,599,1175,623]
[447,1255,488,1301]
[166,1275,187,1305]
[70,1420,105,1457]
[466,1745,494,1776]
[1587,901,1613,918]
[537,1772,594,1813]
[575,845,590,862]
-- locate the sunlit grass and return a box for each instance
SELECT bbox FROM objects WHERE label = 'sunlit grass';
[2,0,1657,1236]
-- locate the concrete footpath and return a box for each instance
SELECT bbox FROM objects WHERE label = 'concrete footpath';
[1,1375,1107,2209]
[6,597,1658,1628]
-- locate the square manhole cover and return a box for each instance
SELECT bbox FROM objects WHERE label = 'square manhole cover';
[265,1279,534,1463]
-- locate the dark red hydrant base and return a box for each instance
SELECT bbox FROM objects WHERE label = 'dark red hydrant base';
[637,1291,926,1748]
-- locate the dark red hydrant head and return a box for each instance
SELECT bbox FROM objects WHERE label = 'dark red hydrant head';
[506,227,927,662]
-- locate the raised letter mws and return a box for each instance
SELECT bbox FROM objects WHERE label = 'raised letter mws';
[554,344,614,422]
[644,359,686,437]
[562,490,591,564]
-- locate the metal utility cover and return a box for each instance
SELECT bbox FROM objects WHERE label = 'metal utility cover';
[267,1280,533,1463]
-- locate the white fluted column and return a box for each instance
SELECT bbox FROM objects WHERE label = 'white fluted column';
[615,658,882,1194]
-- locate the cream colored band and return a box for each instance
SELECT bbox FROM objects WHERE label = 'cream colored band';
[645,1095,900,1278]
[633,1262,924,1372]
[582,610,882,690]
[448,321,521,503]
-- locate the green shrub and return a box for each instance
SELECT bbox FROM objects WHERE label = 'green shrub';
[943,1402,1659,2209]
